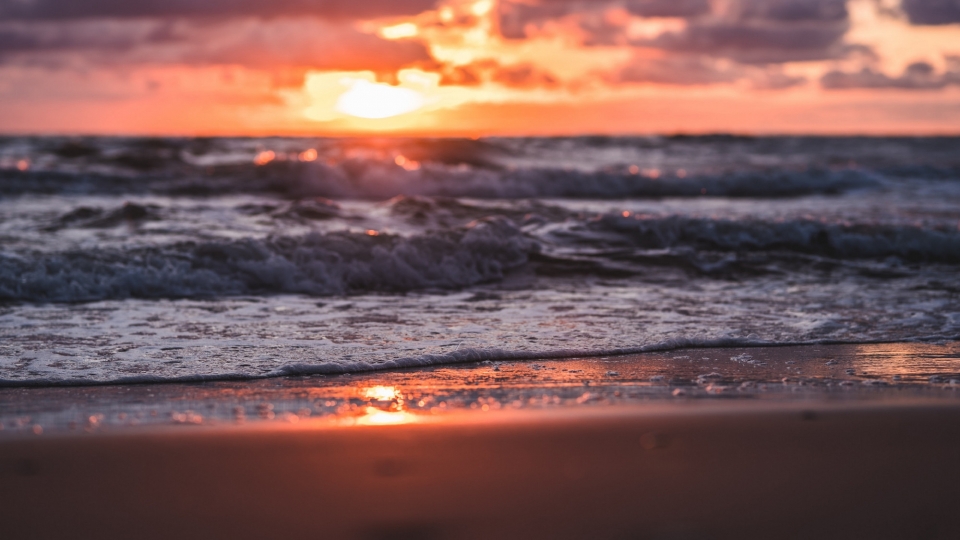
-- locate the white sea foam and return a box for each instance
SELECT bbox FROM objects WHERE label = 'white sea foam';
[2,274,959,386]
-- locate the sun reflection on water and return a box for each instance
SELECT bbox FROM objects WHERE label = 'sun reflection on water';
[851,343,960,381]
[356,385,415,425]
[363,385,401,402]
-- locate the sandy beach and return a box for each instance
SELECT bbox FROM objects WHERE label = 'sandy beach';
[3,400,959,540]
[2,343,959,539]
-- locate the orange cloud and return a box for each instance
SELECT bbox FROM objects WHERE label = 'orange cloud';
[437,59,558,88]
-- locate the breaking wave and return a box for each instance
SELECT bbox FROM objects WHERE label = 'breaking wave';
[0,218,533,302]
[569,213,960,263]
[0,162,883,200]
[4,210,959,303]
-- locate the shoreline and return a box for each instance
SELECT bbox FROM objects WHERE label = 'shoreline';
[2,342,958,438]
[2,337,960,388]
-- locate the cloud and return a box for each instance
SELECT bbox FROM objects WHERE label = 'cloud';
[648,0,854,64]
[624,0,711,18]
[492,63,558,87]
[821,59,960,89]
[0,18,431,72]
[438,59,558,88]
[499,0,712,40]
[499,0,856,64]
[901,0,960,25]
[498,0,570,40]
[496,0,844,90]
[650,22,852,64]
[0,20,178,57]
[0,0,438,21]
[615,54,806,87]
[176,19,431,72]
[616,55,740,85]
[735,0,848,22]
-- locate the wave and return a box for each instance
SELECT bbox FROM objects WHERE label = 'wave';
[4,210,959,302]
[552,213,960,264]
[1,161,884,200]
[6,135,960,200]
[0,218,533,302]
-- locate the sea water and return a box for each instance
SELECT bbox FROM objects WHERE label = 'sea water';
[1,135,959,385]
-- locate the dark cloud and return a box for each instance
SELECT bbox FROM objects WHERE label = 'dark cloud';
[821,60,960,90]
[624,0,710,18]
[499,0,570,40]
[497,0,703,40]
[649,0,852,64]
[734,0,847,22]
[0,19,431,72]
[499,0,855,64]
[0,0,437,21]
[438,60,557,88]
[0,21,178,57]
[901,0,960,25]
[617,55,740,85]
[616,54,806,88]
[577,15,629,46]
[651,22,851,64]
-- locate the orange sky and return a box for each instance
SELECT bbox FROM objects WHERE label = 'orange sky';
[0,0,959,136]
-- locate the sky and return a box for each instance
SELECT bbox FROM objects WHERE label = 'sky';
[1,0,959,136]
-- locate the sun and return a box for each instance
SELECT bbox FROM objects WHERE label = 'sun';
[335,79,425,119]
[301,70,449,124]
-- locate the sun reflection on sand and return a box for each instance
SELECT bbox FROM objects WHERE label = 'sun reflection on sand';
[357,407,417,425]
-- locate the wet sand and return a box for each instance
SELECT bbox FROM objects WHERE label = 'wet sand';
[2,342,959,434]
[2,343,960,539]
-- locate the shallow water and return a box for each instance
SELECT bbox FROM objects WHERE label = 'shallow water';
[2,343,958,437]
[1,136,959,385]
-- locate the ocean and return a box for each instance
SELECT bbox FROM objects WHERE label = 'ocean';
[2,135,959,386]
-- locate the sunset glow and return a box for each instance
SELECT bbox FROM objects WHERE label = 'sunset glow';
[381,22,420,40]
[0,0,958,135]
